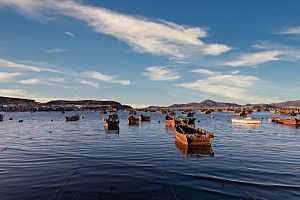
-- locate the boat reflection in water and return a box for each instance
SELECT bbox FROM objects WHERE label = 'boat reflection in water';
[175,141,214,157]
[104,129,120,137]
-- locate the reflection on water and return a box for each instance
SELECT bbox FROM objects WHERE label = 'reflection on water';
[175,141,214,157]
[0,111,300,200]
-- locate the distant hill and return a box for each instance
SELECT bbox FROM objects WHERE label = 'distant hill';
[0,96,130,110]
[44,100,123,107]
[168,99,241,109]
[270,100,300,108]
[0,96,36,105]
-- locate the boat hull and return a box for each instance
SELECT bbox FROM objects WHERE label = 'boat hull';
[128,119,139,126]
[232,118,261,124]
[165,119,175,127]
[176,132,212,146]
[104,120,119,130]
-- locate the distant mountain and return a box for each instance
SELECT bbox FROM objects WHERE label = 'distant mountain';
[0,96,36,105]
[44,100,123,107]
[270,100,300,108]
[168,99,241,109]
[0,96,130,110]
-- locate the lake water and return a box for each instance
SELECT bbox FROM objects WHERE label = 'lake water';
[0,111,299,200]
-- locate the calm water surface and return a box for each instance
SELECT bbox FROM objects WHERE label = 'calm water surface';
[0,111,299,200]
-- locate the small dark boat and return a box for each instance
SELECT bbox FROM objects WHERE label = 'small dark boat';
[128,115,139,126]
[19,120,23,123]
[0,114,3,122]
[66,114,80,122]
[269,117,300,126]
[140,114,151,121]
[175,124,214,146]
[181,111,194,117]
[104,114,119,130]
[175,116,189,125]
[165,115,175,127]
[61,111,65,114]
[175,141,214,157]
[169,111,176,116]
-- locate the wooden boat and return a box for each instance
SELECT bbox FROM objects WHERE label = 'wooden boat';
[104,114,119,130]
[165,115,175,127]
[169,111,176,116]
[200,109,211,115]
[140,114,151,121]
[181,111,194,117]
[0,114,3,122]
[268,117,300,126]
[175,141,214,157]
[128,115,139,125]
[175,116,189,125]
[232,117,261,124]
[187,117,196,124]
[175,124,213,146]
[66,114,80,122]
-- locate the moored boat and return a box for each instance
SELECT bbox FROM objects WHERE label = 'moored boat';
[0,114,3,122]
[181,111,194,117]
[140,114,151,121]
[104,114,119,130]
[232,117,261,124]
[268,117,300,126]
[165,115,175,127]
[175,124,213,146]
[128,115,139,125]
[66,114,80,122]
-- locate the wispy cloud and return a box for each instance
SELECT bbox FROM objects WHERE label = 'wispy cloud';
[0,58,59,72]
[177,70,262,101]
[143,66,181,81]
[0,72,22,82]
[279,27,300,35]
[0,0,231,60]
[64,31,75,38]
[77,79,100,89]
[85,71,130,85]
[224,50,282,67]
[191,69,217,76]
[44,48,69,53]
[18,77,70,88]
[0,88,24,97]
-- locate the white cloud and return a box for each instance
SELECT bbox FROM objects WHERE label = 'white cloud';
[85,71,130,85]
[0,58,58,72]
[224,50,282,67]
[44,48,69,53]
[0,88,24,97]
[65,31,75,38]
[191,69,216,76]
[0,72,22,82]
[177,71,262,101]
[0,0,231,59]
[279,27,300,35]
[18,77,69,88]
[143,66,181,81]
[49,77,65,83]
[18,78,43,85]
[77,79,99,89]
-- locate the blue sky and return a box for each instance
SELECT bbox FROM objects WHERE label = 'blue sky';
[0,0,300,107]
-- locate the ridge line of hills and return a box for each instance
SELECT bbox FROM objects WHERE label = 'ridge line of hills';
[1,96,300,109]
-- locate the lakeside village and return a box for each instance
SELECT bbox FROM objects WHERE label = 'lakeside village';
[1,96,300,149]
